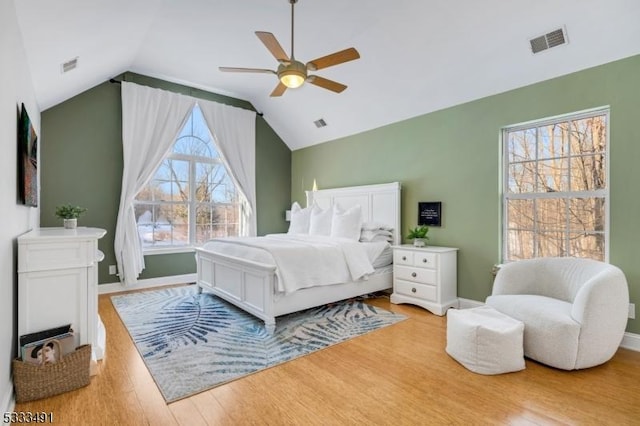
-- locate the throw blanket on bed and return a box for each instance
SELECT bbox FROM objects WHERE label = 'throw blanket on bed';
[202,234,388,294]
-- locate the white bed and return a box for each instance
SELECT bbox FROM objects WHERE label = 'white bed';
[195,182,401,333]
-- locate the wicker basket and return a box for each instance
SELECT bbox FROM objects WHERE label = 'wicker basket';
[12,342,91,403]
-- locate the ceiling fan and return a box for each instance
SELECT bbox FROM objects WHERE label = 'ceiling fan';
[219,0,360,97]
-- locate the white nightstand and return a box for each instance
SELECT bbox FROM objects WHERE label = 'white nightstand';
[390,245,458,315]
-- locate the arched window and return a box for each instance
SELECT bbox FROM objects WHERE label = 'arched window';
[134,104,242,250]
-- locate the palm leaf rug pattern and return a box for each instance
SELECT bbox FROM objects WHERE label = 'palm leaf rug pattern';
[111,285,406,402]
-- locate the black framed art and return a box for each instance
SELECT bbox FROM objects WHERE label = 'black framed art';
[418,202,441,227]
[18,103,38,206]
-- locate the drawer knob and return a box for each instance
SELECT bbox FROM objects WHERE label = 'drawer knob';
[402,256,407,261]
[411,272,417,278]
[422,258,428,263]
[411,287,417,293]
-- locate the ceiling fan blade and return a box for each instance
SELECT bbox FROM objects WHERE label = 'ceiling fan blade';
[219,67,275,74]
[306,48,360,71]
[270,82,288,97]
[306,75,347,93]
[255,31,290,62]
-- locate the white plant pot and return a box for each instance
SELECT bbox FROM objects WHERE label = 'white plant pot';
[413,238,426,247]
[63,218,77,229]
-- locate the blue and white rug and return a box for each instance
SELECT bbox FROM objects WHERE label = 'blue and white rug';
[111,285,406,402]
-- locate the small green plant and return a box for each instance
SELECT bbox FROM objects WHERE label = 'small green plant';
[407,225,429,240]
[55,204,88,219]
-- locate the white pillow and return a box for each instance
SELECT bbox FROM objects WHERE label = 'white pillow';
[331,205,362,241]
[361,222,393,232]
[309,204,333,236]
[360,229,393,243]
[287,202,311,234]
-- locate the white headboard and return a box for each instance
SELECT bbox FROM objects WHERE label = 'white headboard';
[306,182,402,245]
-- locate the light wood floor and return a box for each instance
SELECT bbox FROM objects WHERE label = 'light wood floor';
[14,286,640,425]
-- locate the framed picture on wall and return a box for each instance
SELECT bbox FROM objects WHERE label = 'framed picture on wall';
[418,202,441,227]
[18,103,38,207]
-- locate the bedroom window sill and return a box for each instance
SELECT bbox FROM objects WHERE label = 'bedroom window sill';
[143,246,196,256]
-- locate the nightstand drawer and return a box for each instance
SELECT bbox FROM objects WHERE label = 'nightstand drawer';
[395,280,437,302]
[393,249,437,268]
[394,265,436,284]
[394,249,414,266]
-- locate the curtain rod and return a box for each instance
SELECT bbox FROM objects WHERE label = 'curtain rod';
[109,79,263,116]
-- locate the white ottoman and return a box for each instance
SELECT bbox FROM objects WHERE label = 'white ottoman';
[446,306,525,375]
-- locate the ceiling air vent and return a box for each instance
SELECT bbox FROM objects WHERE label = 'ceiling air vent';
[61,57,78,73]
[314,118,327,128]
[529,28,567,54]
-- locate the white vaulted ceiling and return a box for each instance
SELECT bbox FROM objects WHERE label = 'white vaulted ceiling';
[13,0,640,150]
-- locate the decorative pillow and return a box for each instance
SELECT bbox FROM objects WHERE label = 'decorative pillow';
[309,204,333,236]
[287,202,312,234]
[331,205,362,241]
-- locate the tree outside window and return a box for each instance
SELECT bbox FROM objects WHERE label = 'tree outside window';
[134,105,242,249]
[503,109,608,262]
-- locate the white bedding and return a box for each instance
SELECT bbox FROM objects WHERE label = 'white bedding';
[201,234,389,294]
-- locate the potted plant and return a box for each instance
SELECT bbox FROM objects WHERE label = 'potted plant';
[407,225,429,247]
[55,204,88,229]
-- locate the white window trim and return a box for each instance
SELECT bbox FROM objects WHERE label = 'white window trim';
[500,106,610,263]
[143,246,196,256]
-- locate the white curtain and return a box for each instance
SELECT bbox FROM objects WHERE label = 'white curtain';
[114,82,195,285]
[198,98,257,236]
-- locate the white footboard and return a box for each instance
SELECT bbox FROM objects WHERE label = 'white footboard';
[195,247,278,334]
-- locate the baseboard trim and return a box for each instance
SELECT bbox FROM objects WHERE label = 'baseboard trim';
[621,332,640,352]
[1,382,15,416]
[98,273,196,295]
[456,298,640,353]
[457,298,485,309]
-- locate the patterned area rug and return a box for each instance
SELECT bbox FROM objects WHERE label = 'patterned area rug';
[111,285,406,403]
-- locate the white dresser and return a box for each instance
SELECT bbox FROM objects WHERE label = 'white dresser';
[390,245,458,315]
[17,227,107,362]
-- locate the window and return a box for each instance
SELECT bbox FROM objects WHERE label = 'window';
[502,108,608,262]
[134,105,242,250]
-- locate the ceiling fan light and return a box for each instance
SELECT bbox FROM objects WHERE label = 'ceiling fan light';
[280,70,305,88]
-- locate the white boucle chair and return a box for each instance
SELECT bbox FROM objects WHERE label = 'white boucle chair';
[486,257,629,370]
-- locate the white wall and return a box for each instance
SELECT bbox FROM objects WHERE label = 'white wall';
[0,0,40,412]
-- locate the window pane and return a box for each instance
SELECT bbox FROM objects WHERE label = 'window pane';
[174,135,215,158]
[196,203,240,242]
[536,198,567,231]
[508,162,535,193]
[164,204,189,245]
[538,122,568,160]
[569,232,605,261]
[136,183,155,202]
[195,204,214,244]
[536,159,569,192]
[506,199,534,229]
[507,230,534,260]
[538,231,567,257]
[134,203,187,246]
[195,163,225,203]
[155,159,189,201]
[570,116,606,156]
[508,129,536,163]
[570,154,605,191]
[135,203,157,244]
[569,198,605,232]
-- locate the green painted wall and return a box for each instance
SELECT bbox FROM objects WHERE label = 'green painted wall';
[41,73,291,284]
[292,54,640,334]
